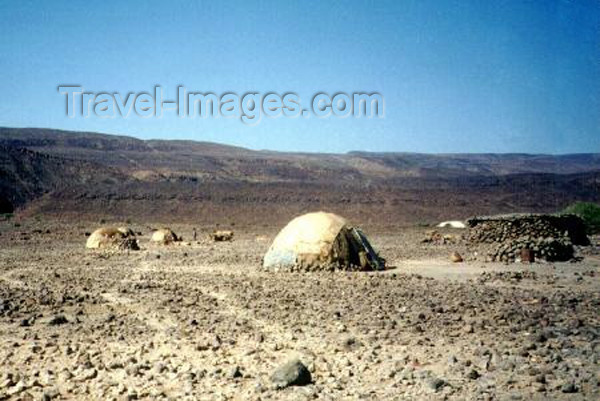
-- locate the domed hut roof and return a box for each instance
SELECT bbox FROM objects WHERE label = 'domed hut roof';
[86,227,138,250]
[437,220,466,228]
[151,228,180,244]
[263,212,385,271]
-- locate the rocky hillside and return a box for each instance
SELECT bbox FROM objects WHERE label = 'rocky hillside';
[1,127,599,225]
[3,127,600,181]
[0,144,127,213]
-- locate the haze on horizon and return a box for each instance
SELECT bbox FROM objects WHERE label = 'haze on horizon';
[1,0,599,154]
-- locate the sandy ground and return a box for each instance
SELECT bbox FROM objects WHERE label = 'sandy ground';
[0,218,599,400]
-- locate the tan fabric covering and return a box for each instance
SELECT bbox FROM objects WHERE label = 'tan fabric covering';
[151,228,179,244]
[86,227,129,249]
[437,221,466,228]
[270,212,346,260]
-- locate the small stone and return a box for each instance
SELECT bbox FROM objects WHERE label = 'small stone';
[342,336,359,350]
[228,366,243,379]
[153,362,166,374]
[561,382,577,393]
[211,334,222,349]
[450,252,463,263]
[425,377,446,392]
[58,369,73,381]
[467,369,480,380]
[271,359,312,388]
[6,380,25,395]
[398,366,414,380]
[125,364,140,376]
[0,375,15,389]
[78,368,97,381]
[48,315,68,326]
[42,388,60,400]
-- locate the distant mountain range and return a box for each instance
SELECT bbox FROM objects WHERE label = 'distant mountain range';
[1,127,599,226]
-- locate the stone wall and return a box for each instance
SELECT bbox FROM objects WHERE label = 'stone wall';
[466,214,589,263]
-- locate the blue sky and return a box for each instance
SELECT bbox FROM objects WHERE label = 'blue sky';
[1,0,599,153]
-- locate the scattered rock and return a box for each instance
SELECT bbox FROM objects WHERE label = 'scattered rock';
[210,230,234,242]
[228,366,243,379]
[47,315,68,326]
[0,374,15,389]
[271,359,312,388]
[6,380,25,396]
[561,382,578,393]
[77,368,98,381]
[425,377,446,392]
[153,362,167,374]
[467,369,480,380]
[450,251,463,263]
[42,388,60,400]
[58,370,73,381]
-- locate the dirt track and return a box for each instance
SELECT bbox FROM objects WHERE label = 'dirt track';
[0,219,599,400]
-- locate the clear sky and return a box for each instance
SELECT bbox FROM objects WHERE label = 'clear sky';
[1,0,599,153]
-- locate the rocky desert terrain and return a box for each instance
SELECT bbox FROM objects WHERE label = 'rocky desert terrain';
[1,217,599,400]
[1,128,599,400]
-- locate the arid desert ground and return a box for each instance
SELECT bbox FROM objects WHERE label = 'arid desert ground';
[0,218,599,401]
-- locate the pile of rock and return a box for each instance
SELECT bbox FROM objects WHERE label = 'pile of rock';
[210,230,234,242]
[466,214,589,263]
[421,230,459,245]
